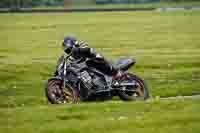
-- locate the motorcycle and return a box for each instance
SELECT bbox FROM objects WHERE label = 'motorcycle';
[45,53,149,104]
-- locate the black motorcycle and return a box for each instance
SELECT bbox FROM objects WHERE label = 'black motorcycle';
[45,54,149,104]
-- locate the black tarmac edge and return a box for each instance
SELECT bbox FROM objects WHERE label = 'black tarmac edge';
[0,7,155,13]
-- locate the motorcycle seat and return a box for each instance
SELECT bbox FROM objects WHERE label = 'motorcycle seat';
[114,58,136,71]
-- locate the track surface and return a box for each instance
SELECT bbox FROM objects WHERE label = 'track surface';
[0,7,155,13]
[1,6,200,13]
[159,95,200,100]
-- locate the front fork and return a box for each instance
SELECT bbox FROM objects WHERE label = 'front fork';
[63,60,67,89]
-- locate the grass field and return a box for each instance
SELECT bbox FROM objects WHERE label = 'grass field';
[0,10,200,133]
[1,100,200,133]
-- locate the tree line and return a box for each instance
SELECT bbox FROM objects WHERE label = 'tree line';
[0,0,199,8]
[0,0,64,8]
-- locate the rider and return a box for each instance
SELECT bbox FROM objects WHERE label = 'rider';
[54,36,118,77]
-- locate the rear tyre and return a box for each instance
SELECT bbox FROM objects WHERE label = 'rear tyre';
[45,78,79,104]
[118,74,149,101]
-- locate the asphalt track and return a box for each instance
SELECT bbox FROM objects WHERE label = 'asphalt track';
[1,6,200,13]
[0,7,155,13]
[160,95,200,100]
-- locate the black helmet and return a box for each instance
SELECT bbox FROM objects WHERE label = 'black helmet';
[62,36,79,54]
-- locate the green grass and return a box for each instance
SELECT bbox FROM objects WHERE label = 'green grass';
[0,10,200,133]
[1,100,200,133]
[0,10,200,106]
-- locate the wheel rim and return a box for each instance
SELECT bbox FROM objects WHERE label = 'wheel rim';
[134,81,145,99]
[63,88,76,103]
[124,75,146,100]
[47,80,78,104]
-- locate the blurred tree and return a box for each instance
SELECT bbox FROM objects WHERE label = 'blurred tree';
[1,0,199,8]
[0,0,65,8]
[0,0,12,8]
[0,0,31,8]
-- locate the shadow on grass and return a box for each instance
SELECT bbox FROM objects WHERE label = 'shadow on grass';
[57,114,88,121]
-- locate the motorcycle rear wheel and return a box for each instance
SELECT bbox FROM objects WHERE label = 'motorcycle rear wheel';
[45,78,79,104]
[118,74,149,101]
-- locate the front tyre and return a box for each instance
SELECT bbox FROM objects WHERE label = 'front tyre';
[118,74,149,101]
[45,78,79,104]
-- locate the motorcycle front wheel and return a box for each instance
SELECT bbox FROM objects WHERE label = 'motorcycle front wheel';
[45,78,79,104]
[118,73,150,101]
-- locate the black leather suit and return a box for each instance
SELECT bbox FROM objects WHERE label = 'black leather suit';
[55,46,117,76]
